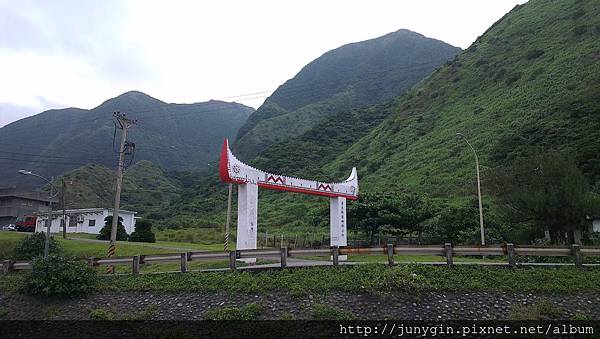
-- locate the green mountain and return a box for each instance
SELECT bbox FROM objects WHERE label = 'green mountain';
[0,91,254,188]
[326,0,600,198]
[234,29,461,160]
[169,0,600,233]
[58,160,182,218]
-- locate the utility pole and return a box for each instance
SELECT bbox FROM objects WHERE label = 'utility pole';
[46,176,54,256]
[61,179,66,239]
[456,133,485,246]
[17,170,57,257]
[107,112,137,274]
[224,183,232,251]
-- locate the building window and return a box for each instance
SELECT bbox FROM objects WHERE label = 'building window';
[68,217,77,227]
[88,220,96,227]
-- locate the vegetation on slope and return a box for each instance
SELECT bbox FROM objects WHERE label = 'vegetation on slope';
[57,160,182,218]
[234,29,460,160]
[171,0,600,242]
[0,91,254,188]
[328,0,600,198]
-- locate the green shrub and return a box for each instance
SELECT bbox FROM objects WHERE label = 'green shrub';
[13,233,62,260]
[129,219,156,243]
[508,299,563,320]
[573,25,587,36]
[312,304,355,320]
[89,304,158,320]
[525,49,544,60]
[572,313,591,321]
[204,303,263,320]
[22,255,97,297]
[88,308,115,320]
[97,216,128,241]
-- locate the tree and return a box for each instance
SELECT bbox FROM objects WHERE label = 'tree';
[129,219,156,243]
[489,153,599,244]
[97,216,128,241]
[425,206,480,244]
[379,193,435,241]
[348,192,435,243]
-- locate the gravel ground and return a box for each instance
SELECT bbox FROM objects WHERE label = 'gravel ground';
[1,291,599,320]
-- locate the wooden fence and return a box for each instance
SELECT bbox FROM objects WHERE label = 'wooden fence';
[2,243,600,275]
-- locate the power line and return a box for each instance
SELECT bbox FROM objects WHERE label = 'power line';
[0,58,449,135]
[0,57,453,166]
[0,156,98,166]
[0,150,112,162]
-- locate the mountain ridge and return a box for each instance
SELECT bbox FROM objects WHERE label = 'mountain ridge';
[0,91,254,188]
[233,28,461,160]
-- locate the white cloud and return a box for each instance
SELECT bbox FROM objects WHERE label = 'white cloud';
[0,0,527,127]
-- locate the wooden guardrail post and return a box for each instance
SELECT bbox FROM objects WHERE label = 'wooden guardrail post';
[180,253,189,273]
[506,243,516,267]
[387,243,394,267]
[88,257,96,267]
[132,255,140,276]
[229,251,237,270]
[572,244,582,267]
[332,246,339,267]
[280,247,288,268]
[444,243,453,267]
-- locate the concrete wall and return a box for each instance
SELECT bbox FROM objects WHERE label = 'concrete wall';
[0,196,50,221]
[36,209,137,235]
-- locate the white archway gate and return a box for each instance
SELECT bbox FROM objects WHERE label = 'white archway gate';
[219,139,359,252]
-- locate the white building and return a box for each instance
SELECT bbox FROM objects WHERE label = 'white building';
[35,208,137,235]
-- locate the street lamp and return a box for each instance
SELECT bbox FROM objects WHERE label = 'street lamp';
[455,133,485,246]
[18,170,58,257]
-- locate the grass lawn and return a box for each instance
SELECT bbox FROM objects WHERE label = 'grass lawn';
[0,232,250,273]
[0,232,27,260]
[68,232,232,251]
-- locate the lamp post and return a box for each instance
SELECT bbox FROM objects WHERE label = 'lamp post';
[455,133,485,246]
[18,170,57,257]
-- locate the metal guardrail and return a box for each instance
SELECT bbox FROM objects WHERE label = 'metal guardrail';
[2,243,598,275]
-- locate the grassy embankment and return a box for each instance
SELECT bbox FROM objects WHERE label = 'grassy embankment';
[1,263,599,297]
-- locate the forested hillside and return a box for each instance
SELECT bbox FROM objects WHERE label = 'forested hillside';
[166,0,600,239]
[234,29,460,160]
[328,0,600,197]
[0,91,254,188]
[57,160,182,218]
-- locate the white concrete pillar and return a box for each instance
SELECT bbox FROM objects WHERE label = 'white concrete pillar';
[236,182,258,250]
[330,197,347,247]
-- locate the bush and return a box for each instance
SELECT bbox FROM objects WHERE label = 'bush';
[13,233,62,260]
[573,25,587,36]
[97,216,128,241]
[424,206,479,244]
[22,255,97,297]
[204,303,263,320]
[129,219,156,243]
[312,304,355,320]
[89,304,158,320]
[525,49,544,60]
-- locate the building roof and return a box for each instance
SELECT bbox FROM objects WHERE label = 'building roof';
[0,187,56,203]
[34,208,137,217]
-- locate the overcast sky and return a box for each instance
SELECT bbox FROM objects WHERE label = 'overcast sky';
[0,0,527,127]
